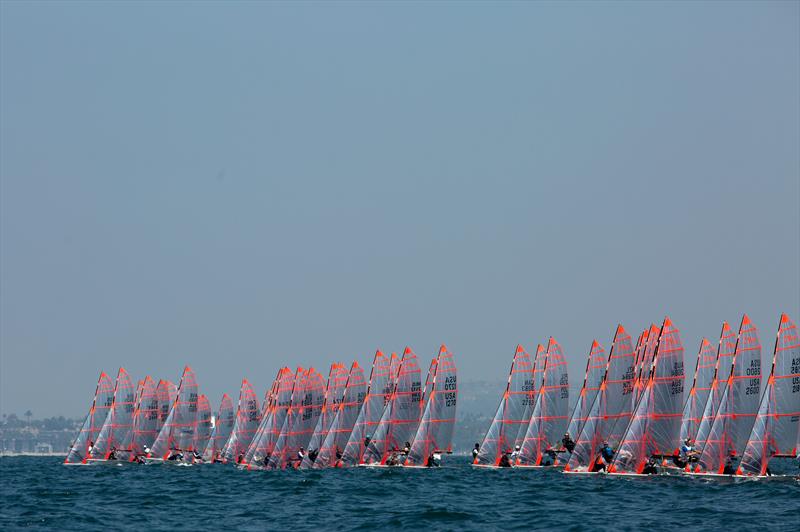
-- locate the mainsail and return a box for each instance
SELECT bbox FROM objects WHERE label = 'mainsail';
[127,376,160,459]
[267,368,326,469]
[474,345,534,466]
[514,344,542,448]
[243,367,296,468]
[517,337,569,466]
[65,372,114,464]
[608,317,686,474]
[695,314,762,474]
[362,347,423,465]
[203,393,234,462]
[405,345,458,466]
[339,350,392,467]
[222,379,260,463]
[739,314,800,476]
[679,338,717,442]
[314,361,367,468]
[92,367,136,460]
[301,363,348,468]
[692,322,738,454]
[565,340,607,442]
[565,325,635,472]
[150,366,199,458]
[193,394,212,457]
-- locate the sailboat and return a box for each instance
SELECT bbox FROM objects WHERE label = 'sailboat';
[361,347,423,466]
[339,351,392,467]
[691,322,737,457]
[149,366,199,463]
[64,372,114,465]
[313,361,367,469]
[565,340,607,445]
[202,393,234,463]
[404,345,458,467]
[692,315,762,476]
[221,379,260,463]
[564,325,636,473]
[738,314,800,477]
[679,338,718,443]
[513,344,541,449]
[266,368,326,469]
[126,376,161,462]
[517,337,569,467]
[300,363,348,469]
[242,367,296,469]
[473,345,534,467]
[608,317,686,475]
[193,394,212,461]
[90,367,136,463]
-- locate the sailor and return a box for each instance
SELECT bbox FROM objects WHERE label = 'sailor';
[237,453,244,464]
[297,446,305,463]
[87,441,94,455]
[722,451,738,475]
[263,454,270,467]
[402,442,411,456]
[107,446,118,460]
[471,443,480,462]
[562,432,576,454]
[363,436,371,449]
[680,438,698,464]
[498,449,512,468]
[192,450,202,462]
[599,441,615,463]
[426,452,436,467]
[510,445,521,463]
[589,453,607,472]
[308,448,319,463]
[143,445,151,456]
[335,447,343,461]
[642,457,659,475]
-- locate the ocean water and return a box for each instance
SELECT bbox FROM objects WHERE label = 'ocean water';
[1,456,798,531]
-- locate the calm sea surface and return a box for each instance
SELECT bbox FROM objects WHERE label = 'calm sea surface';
[1,456,798,531]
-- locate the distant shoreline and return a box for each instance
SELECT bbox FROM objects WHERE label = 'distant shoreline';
[0,452,63,457]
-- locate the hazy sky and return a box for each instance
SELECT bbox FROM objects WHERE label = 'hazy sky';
[1,1,798,418]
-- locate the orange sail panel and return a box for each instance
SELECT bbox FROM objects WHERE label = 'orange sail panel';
[517,337,569,466]
[566,325,636,472]
[609,317,685,474]
[314,361,367,468]
[65,372,114,464]
[339,351,392,467]
[92,368,136,460]
[739,314,799,475]
[222,379,260,463]
[405,345,458,466]
[695,315,762,474]
[473,345,534,466]
[362,347,423,465]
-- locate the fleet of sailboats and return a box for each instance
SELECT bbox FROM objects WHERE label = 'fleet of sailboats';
[64,315,800,478]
